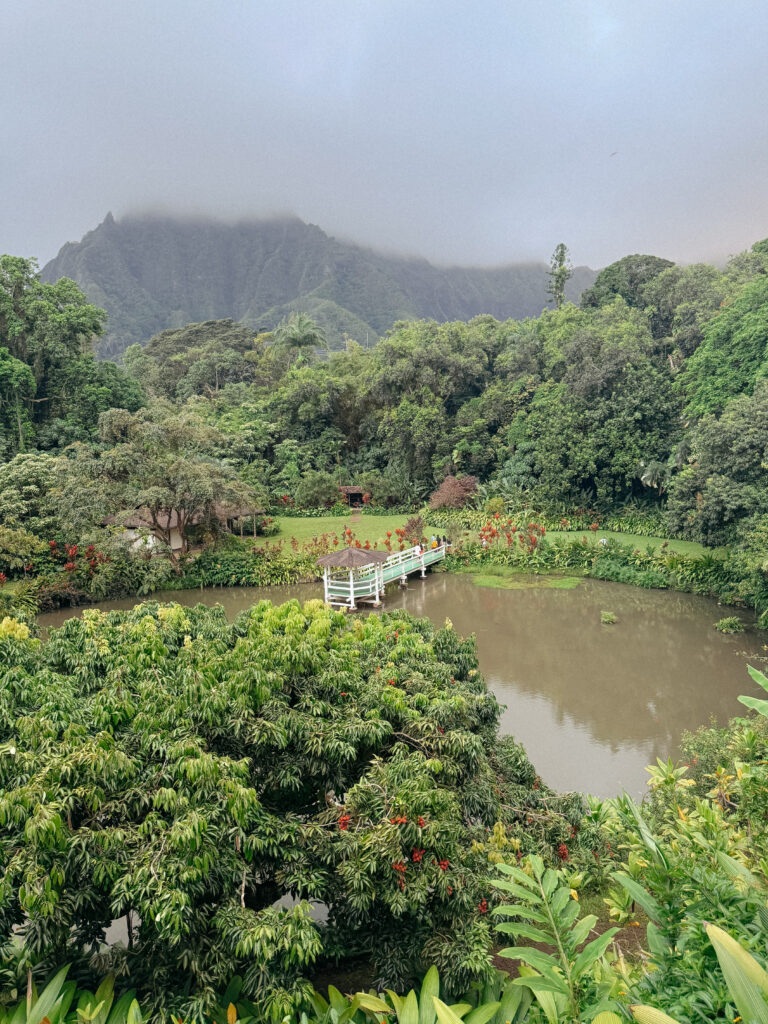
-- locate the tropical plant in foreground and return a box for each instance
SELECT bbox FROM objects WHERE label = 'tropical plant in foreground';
[739,665,768,718]
[0,966,142,1024]
[307,965,507,1024]
[491,857,620,1023]
[605,794,768,1022]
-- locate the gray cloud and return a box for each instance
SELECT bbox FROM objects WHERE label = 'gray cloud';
[3,0,768,268]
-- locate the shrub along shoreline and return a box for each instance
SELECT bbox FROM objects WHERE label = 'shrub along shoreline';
[4,512,765,631]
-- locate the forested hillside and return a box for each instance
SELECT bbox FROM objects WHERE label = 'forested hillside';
[40,213,596,359]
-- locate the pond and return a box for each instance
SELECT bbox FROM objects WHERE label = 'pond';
[38,573,763,799]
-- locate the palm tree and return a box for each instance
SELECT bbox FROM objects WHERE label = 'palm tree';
[272,313,326,362]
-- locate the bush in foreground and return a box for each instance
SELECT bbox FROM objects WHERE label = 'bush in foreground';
[0,601,590,1019]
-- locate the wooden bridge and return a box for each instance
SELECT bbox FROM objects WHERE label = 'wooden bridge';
[318,544,447,609]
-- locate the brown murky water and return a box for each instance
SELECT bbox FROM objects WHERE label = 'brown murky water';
[38,574,764,799]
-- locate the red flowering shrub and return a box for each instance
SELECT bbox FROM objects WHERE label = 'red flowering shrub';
[428,475,478,510]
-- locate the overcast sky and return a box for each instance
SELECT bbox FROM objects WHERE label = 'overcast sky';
[4,0,768,269]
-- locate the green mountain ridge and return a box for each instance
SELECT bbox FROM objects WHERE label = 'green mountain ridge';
[40,213,596,358]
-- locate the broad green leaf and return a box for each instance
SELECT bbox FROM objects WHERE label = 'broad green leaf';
[55,983,76,1024]
[738,695,768,717]
[707,923,768,1024]
[541,869,558,898]
[496,922,552,944]
[491,880,542,902]
[511,976,569,997]
[125,1001,142,1024]
[104,992,136,1024]
[463,1003,500,1024]
[715,850,758,886]
[646,922,669,958]
[28,966,70,1024]
[570,914,598,948]
[612,873,662,923]
[514,976,562,1024]
[494,864,537,888]
[337,995,364,1024]
[492,904,549,923]
[221,976,243,1007]
[419,966,440,1024]
[493,984,523,1024]
[497,946,558,974]
[357,993,392,1013]
[387,992,405,1017]
[572,928,620,979]
[93,977,114,1024]
[447,1004,472,1017]
[327,986,350,1014]
[748,664,768,694]
[400,991,419,1024]
[433,998,466,1024]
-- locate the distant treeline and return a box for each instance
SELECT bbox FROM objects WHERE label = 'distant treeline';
[1,238,768,562]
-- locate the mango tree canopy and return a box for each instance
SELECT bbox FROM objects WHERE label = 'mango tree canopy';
[316,547,390,569]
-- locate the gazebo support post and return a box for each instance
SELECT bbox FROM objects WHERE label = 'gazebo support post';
[349,570,356,611]
[323,568,330,605]
[372,564,381,607]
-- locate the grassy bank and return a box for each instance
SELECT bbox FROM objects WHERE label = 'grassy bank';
[273,513,410,545]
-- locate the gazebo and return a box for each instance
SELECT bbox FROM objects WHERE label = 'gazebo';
[316,547,390,610]
[338,485,366,508]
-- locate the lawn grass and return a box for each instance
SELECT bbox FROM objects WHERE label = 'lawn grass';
[273,514,411,546]
[272,518,714,559]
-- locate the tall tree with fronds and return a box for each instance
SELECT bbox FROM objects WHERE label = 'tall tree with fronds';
[547,243,573,309]
[272,312,326,362]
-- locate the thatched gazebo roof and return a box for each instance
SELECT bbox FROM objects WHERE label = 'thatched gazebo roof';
[316,547,389,569]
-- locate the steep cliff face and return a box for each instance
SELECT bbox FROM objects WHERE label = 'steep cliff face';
[41,213,596,359]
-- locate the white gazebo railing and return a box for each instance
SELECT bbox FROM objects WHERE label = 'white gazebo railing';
[320,544,446,609]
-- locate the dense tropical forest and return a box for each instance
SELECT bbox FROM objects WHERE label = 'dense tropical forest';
[3,236,768,1024]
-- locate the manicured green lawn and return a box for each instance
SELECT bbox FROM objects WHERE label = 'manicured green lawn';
[272,517,715,558]
[273,514,411,546]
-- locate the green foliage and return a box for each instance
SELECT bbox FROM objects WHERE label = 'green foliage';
[738,664,768,718]
[681,274,768,417]
[0,256,142,455]
[546,244,573,310]
[580,254,675,311]
[294,470,342,509]
[601,729,768,1024]
[484,497,505,517]
[665,382,768,545]
[600,611,616,625]
[0,526,46,574]
[714,616,744,634]
[0,601,517,1015]
[0,967,143,1024]
[493,857,619,1022]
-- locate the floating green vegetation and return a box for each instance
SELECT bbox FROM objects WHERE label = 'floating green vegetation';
[471,571,582,591]
[715,615,745,634]
[601,610,617,624]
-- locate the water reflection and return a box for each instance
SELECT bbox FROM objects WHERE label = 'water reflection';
[38,574,762,799]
